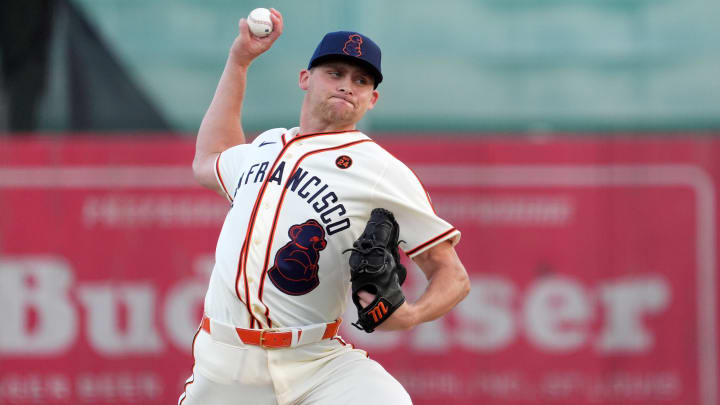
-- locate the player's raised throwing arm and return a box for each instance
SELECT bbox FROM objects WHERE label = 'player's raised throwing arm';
[192,9,284,193]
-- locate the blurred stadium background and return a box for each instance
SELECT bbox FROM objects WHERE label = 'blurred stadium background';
[1,0,719,404]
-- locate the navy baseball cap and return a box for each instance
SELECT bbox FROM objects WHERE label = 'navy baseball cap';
[308,31,383,88]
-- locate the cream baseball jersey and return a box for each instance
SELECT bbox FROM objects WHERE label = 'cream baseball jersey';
[203,127,460,330]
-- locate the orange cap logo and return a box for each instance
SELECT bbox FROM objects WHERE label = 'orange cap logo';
[342,34,363,57]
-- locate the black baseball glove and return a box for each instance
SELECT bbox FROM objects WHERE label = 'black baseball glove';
[345,208,406,333]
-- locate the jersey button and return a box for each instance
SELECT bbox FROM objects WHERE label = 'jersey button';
[254,239,261,245]
[286,153,293,159]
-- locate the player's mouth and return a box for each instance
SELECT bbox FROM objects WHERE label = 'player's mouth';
[329,96,355,108]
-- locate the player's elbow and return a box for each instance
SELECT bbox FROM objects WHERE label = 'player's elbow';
[449,262,471,304]
[191,156,205,183]
[191,153,221,192]
[458,271,471,301]
[454,267,471,302]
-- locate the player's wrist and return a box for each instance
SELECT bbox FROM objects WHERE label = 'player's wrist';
[401,301,420,330]
[378,301,416,331]
[228,46,255,68]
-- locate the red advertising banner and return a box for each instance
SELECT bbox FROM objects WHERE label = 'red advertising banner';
[1,136,719,405]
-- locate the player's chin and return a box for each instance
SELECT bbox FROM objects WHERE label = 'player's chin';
[322,107,356,125]
[327,101,356,116]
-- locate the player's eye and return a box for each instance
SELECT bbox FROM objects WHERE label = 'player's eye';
[355,75,372,86]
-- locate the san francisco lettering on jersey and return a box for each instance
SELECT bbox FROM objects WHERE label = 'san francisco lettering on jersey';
[233,161,350,235]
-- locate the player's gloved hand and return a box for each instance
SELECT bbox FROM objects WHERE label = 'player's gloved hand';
[356,290,415,331]
[231,8,284,65]
[345,208,407,333]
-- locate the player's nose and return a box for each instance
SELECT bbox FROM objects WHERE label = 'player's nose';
[337,78,354,95]
[337,85,353,95]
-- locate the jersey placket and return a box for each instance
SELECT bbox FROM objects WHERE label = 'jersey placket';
[242,139,311,328]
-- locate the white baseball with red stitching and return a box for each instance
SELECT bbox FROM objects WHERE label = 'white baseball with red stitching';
[247,8,273,37]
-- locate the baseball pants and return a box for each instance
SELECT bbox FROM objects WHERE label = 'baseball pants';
[178,327,412,405]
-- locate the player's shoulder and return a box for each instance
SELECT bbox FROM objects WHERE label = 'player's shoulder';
[357,136,405,165]
[221,128,287,154]
[363,138,423,182]
[249,127,288,146]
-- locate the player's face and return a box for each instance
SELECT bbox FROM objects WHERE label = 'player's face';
[299,61,379,127]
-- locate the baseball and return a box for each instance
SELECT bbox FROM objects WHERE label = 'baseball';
[247,8,273,37]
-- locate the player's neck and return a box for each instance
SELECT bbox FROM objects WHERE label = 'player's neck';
[298,117,356,136]
[298,124,355,136]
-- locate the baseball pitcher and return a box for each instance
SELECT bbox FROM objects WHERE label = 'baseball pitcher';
[179,8,470,405]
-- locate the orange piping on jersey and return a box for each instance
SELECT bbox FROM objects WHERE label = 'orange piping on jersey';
[257,138,373,327]
[237,130,363,328]
[178,325,202,404]
[373,143,437,214]
[235,144,296,328]
[236,229,260,328]
[236,180,273,328]
[299,129,357,137]
[215,153,233,202]
[405,227,457,257]
[284,129,357,145]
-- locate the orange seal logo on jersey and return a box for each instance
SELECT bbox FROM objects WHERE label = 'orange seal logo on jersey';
[335,155,352,169]
[342,34,363,57]
[268,219,327,296]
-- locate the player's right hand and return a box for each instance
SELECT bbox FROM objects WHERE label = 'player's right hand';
[230,8,284,66]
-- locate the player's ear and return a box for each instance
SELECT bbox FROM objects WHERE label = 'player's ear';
[366,89,379,110]
[299,69,310,91]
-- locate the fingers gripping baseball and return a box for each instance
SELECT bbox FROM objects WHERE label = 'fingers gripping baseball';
[232,8,284,64]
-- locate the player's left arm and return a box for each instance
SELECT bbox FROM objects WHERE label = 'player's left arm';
[358,239,470,331]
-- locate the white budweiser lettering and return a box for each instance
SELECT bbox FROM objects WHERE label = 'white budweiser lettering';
[0,257,670,355]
